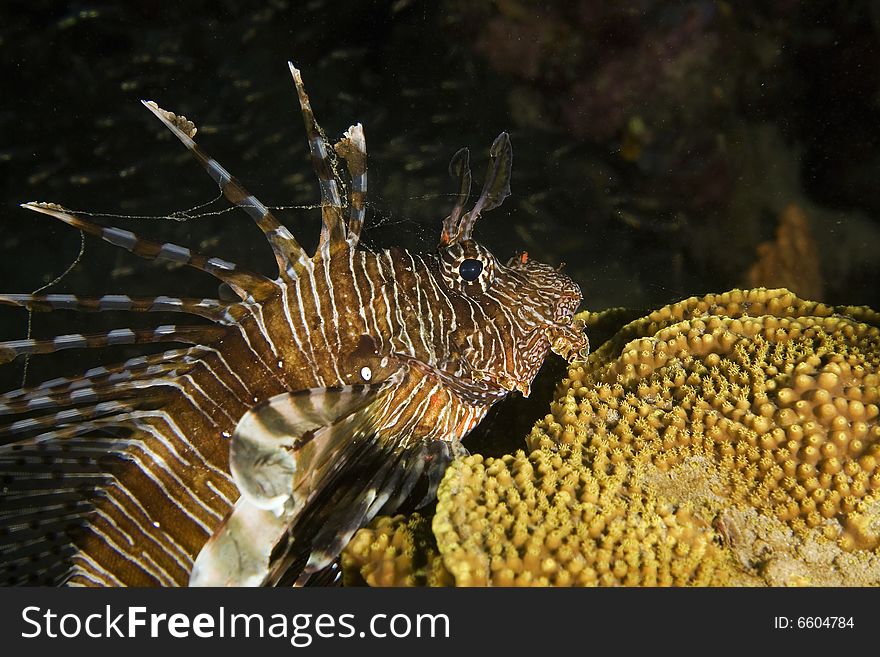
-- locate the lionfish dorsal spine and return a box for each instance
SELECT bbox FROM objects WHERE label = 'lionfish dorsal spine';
[333,123,367,245]
[140,100,310,280]
[288,63,343,209]
[19,202,271,300]
[288,63,352,253]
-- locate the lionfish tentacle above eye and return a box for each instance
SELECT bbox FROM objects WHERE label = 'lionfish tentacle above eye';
[288,63,347,251]
[457,131,512,242]
[440,147,471,246]
[141,100,309,279]
[19,202,271,301]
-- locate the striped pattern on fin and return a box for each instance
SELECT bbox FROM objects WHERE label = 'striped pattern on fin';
[0,348,193,405]
[141,100,308,277]
[0,325,226,365]
[0,425,128,584]
[187,497,289,587]
[0,349,199,439]
[190,380,389,586]
[229,384,381,513]
[0,400,146,438]
[0,293,233,324]
[19,202,271,301]
[283,437,467,586]
[288,63,347,249]
[333,124,367,244]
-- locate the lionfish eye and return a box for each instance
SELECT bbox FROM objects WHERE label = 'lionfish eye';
[458,258,483,282]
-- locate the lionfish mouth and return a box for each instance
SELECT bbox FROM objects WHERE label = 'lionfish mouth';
[547,317,590,362]
[503,377,533,397]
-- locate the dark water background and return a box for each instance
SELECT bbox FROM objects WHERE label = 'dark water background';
[1,1,878,453]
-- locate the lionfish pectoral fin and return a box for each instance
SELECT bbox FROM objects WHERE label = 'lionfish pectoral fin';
[228,383,383,512]
[189,497,289,587]
[190,379,397,586]
[286,440,424,585]
[292,436,468,583]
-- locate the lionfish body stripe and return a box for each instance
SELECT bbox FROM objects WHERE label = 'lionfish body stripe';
[0,63,588,587]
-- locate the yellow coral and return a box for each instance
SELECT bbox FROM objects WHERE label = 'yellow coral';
[341,513,452,587]
[344,288,880,586]
[533,289,880,537]
[523,287,880,584]
[432,448,736,586]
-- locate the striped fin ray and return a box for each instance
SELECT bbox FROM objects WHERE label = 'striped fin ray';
[0,358,188,448]
[0,293,234,324]
[274,436,467,586]
[288,63,347,249]
[189,379,396,586]
[333,124,367,244]
[0,348,195,404]
[0,429,126,584]
[228,384,381,512]
[141,100,308,277]
[290,441,429,583]
[19,202,271,300]
[0,367,187,421]
[0,325,227,365]
[0,399,148,438]
[2,419,139,447]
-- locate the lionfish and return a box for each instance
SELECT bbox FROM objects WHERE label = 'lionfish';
[0,63,588,586]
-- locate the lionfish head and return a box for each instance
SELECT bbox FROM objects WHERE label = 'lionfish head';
[437,133,589,397]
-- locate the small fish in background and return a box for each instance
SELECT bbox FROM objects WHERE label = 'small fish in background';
[0,63,589,587]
